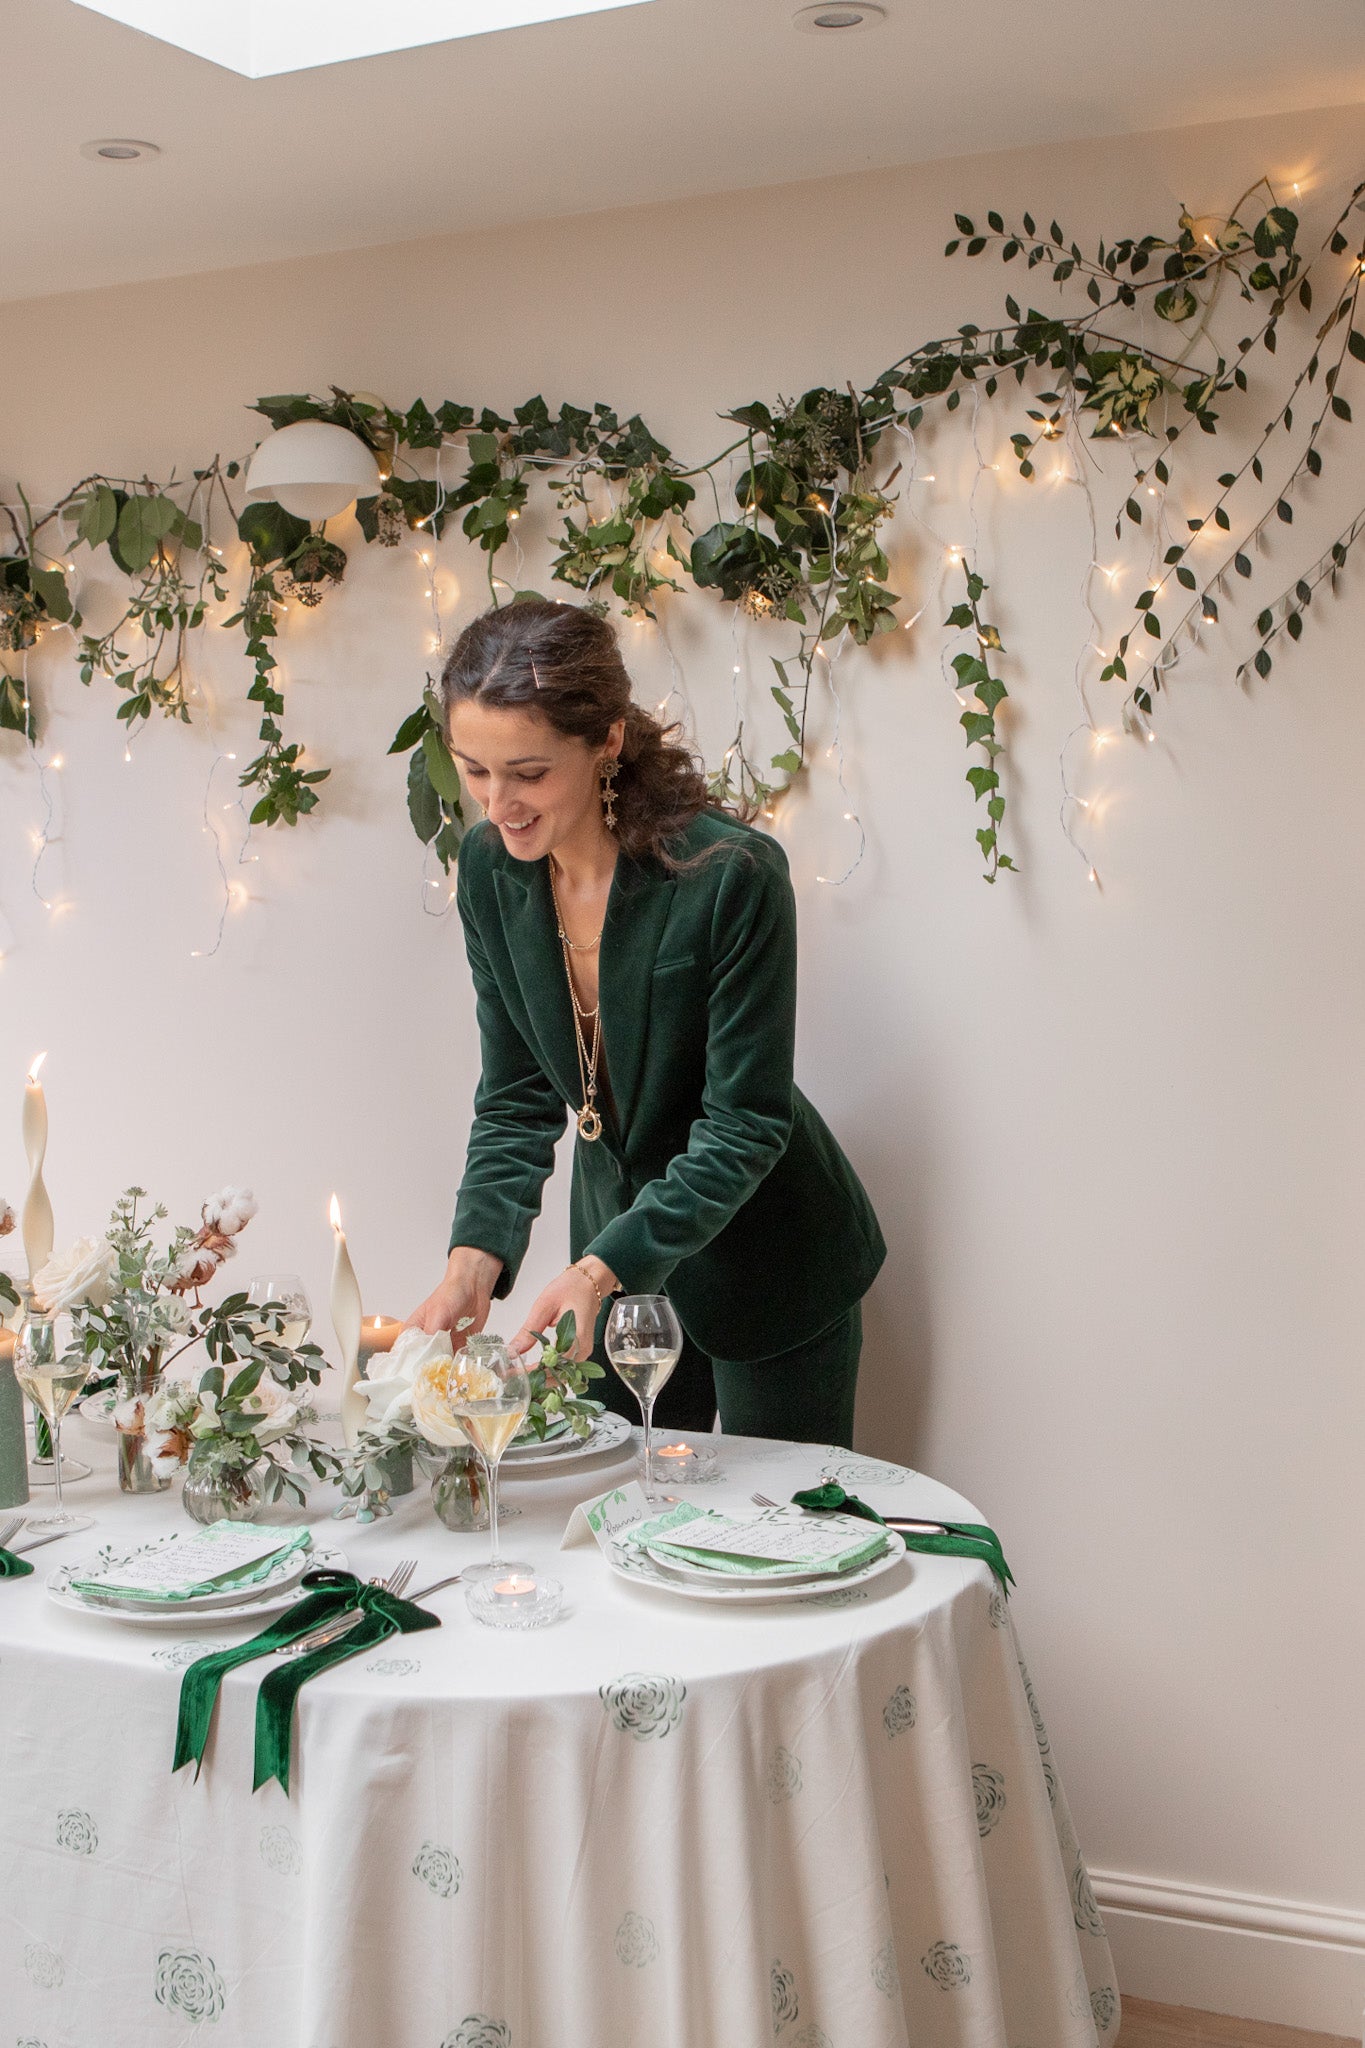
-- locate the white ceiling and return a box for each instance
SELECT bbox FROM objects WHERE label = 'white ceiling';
[5,0,1365,305]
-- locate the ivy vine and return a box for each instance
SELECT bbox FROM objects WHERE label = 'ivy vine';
[3,174,1363,885]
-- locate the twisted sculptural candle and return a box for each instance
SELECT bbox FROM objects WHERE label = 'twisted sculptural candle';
[329,1195,365,1448]
[21,1054,53,1288]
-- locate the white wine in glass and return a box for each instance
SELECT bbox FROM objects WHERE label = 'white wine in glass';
[447,1336,533,1584]
[247,1274,312,1350]
[15,1310,95,1536]
[604,1295,682,1505]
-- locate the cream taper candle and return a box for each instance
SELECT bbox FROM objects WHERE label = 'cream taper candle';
[329,1194,365,1448]
[21,1053,53,1287]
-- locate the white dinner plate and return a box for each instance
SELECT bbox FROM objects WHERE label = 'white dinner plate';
[607,1527,907,1603]
[502,1410,633,1468]
[47,1543,349,1627]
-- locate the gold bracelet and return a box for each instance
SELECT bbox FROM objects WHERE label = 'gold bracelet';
[572,1259,605,1312]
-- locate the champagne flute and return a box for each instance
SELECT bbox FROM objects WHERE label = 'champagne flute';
[15,1310,95,1536]
[604,1295,683,1505]
[446,1337,533,1583]
[247,1274,312,1350]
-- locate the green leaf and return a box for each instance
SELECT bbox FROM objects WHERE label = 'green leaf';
[237,500,311,565]
[29,566,73,622]
[1254,647,1272,678]
[389,706,431,755]
[406,744,440,844]
[421,726,463,802]
[76,483,118,548]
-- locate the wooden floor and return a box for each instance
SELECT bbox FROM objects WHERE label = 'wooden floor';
[1119,1997,1358,2048]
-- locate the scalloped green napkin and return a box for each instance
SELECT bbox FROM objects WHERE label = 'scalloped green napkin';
[70,1522,312,1603]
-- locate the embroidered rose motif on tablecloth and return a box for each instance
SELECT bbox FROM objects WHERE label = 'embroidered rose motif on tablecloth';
[800,1585,869,1608]
[920,1940,971,1989]
[614,1913,659,1967]
[766,1747,803,1802]
[821,1456,908,1489]
[791,2029,832,2048]
[259,1824,302,1875]
[152,1641,230,1670]
[1065,1966,1091,2018]
[16,2036,47,2047]
[1092,1985,1119,2034]
[871,1936,901,1998]
[1072,1862,1105,1938]
[599,1673,686,1740]
[412,1842,462,1898]
[154,1946,226,2023]
[442,2017,511,2048]
[23,1943,64,1990]
[55,1807,97,1855]
[366,1657,422,1676]
[883,1685,917,1737]
[972,1765,1006,1837]
[988,1589,1008,1628]
[770,1961,799,2033]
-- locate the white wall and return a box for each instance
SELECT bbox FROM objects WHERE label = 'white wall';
[4,98,1365,2033]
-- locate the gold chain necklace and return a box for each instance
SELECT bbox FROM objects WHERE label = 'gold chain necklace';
[549,862,604,1142]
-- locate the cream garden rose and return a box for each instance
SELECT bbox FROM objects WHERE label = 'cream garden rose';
[359,1326,454,1432]
[33,1235,118,1313]
[408,1350,502,1450]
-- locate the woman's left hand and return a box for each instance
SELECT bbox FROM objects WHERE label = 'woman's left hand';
[508,1259,615,1362]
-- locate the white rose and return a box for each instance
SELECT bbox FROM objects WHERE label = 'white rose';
[0,1197,15,1237]
[33,1236,118,1313]
[408,1348,501,1450]
[243,1372,299,1444]
[359,1326,453,1432]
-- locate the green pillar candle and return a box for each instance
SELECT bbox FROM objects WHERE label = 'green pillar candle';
[0,1331,30,1511]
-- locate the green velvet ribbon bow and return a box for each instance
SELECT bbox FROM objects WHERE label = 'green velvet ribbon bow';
[791,1483,1015,1595]
[173,1568,441,1794]
[0,1546,33,1579]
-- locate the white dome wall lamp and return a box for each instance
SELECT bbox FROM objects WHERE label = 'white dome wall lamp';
[243,421,383,523]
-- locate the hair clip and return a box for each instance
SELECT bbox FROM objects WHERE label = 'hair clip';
[530,657,546,691]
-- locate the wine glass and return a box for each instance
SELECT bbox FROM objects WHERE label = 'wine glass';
[14,1310,95,1536]
[446,1336,533,1584]
[246,1274,312,1349]
[604,1294,683,1505]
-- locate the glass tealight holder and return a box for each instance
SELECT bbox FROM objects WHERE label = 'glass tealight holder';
[648,1438,721,1488]
[465,1569,563,1631]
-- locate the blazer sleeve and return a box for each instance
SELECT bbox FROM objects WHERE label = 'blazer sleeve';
[583,841,796,1293]
[448,846,567,1299]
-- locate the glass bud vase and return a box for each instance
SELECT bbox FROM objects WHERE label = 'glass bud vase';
[430,1447,488,1532]
[182,1445,266,1525]
[115,1353,171,1494]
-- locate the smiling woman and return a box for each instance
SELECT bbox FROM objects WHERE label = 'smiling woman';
[405,598,887,1444]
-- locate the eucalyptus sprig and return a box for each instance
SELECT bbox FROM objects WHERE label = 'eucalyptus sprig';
[523,1309,605,1442]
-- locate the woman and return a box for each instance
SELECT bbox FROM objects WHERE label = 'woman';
[408,599,884,1447]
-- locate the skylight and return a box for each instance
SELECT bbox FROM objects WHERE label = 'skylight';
[70,0,658,78]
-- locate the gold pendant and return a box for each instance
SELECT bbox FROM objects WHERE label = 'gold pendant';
[576,1105,603,1142]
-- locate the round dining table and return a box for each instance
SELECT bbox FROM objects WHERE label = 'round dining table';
[0,1413,1118,2048]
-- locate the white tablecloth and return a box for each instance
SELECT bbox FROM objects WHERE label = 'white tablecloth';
[0,1420,1117,2048]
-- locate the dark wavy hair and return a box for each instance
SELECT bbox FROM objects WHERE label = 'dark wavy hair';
[440,599,726,867]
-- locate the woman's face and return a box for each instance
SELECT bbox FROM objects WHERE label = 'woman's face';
[448,699,620,864]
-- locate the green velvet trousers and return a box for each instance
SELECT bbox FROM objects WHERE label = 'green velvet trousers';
[595,1303,862,1451]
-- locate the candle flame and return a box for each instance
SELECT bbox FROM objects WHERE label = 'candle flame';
[27,1052,47,1085]
[329,1193,343,1232]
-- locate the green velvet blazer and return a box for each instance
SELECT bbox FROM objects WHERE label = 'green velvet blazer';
[449,809,885,1364]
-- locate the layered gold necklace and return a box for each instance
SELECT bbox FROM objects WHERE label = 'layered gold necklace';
[549,860,606,1142]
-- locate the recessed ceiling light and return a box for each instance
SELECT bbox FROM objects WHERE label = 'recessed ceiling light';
[79,137,162,162]
[69,1,661,78]
[793,2,886,29]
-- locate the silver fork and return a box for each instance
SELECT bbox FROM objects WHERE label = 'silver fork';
[278,1558,416,1657]
[0,1514,26,1551]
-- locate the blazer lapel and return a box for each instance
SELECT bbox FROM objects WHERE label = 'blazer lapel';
[491,856,582,1111]
[599,850,675,1142]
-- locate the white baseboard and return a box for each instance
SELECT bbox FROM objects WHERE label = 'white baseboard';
[1091,1869,1365,2040]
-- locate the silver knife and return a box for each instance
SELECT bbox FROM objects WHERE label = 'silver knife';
[11,1526,78,1557]
[278,1571,467,1658]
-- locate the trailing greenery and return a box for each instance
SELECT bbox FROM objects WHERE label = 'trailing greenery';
[4,176,1365,882]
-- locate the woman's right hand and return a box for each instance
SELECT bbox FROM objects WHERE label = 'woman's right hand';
[405,1245,503,1336]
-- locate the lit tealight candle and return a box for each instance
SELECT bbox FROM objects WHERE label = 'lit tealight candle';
[357,1315,402,1375]
[491,1573,537,1608]
[655,1441,696,1469]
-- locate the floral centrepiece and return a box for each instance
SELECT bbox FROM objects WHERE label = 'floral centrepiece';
[37,1185,336,1509]
[338,1311,603,1521]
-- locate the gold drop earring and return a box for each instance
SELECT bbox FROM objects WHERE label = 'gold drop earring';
[599,757,619,832]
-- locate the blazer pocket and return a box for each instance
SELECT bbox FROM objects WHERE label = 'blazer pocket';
[652,954,698,976]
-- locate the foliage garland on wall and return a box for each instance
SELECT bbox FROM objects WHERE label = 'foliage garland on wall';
[3,173,1365,891]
